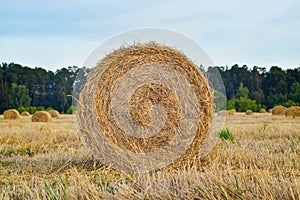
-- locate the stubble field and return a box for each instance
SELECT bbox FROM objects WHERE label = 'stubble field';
[0,113,299,199]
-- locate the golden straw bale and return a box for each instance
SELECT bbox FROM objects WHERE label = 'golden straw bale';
[272,106,287,115]
[32,111,52,122]
[3,109,20,120]
[268,109,272,113]
[259,108,267,113]
[285,106,300,117]
[48,110,60,118]
[245,110,253,115]
[218,109,235,116]
[77,42,214,172]
[21,111,30,116]
[227,109,235,116]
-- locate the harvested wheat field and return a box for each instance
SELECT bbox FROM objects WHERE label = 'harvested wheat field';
[0,113,299,199]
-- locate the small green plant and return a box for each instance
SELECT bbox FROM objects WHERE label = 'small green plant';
[44,181,58,200]
[234,175,246,195]
[218,128,235,144]
[59,175,69,198]
[23,148,33,156]
[93,173,116,195]
[66,106,73,114]
[1,161,15,167]
[260,123,268,133]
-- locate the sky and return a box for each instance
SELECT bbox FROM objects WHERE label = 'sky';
[1,0,300,71]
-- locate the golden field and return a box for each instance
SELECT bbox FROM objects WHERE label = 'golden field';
[0,113,299,199]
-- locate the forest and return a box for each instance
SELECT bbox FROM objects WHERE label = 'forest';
[0,62,299,113]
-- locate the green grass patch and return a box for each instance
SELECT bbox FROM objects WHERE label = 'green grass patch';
[218,128,235,144]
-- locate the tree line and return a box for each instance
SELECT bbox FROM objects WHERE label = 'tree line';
[216,65,300,111]
[0,63,299,113]
[0,63,77,114]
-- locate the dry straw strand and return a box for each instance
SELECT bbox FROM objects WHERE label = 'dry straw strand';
[32,111,52,122]
[3,109,20,120]
[77,42,214,171]
[285,106,300,117]
[272,106,287,115]
[48,110,60,118]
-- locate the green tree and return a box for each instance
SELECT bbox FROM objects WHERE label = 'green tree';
[8,83,31,108]
[266,93,287,108]
[290,82,300,103]
[54,67,78,113]
[227,82,265,112]
[264,66,288,96]
[236,82,249,99]
[250,91,265,104]
[227,97,262,112]
[282,100,299,108]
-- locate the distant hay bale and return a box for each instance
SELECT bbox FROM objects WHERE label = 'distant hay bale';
[259,108,267,113]
[285,106,300,117]
[21,111,30,116]
[3,109,20,120]
[76,42,214,172]
[32,111,52,122]
[227,109,235,116]
[48,110,60,118]
[217,109,235,116]
[272,106,287,115]
[245,110,253,115]
[268,109,272,113]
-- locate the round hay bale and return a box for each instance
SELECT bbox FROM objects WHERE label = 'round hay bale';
[48,110,60,118]
[245,110,253,115]
[268,109,272,113]
[227,109,235,116]
[3,109,20,120]
[32,111,52,122]
[285,106,300,117]
[21,111,30,116]
[272,106,287,115]
[217,109,235,116]
[76,42,214,172]
[259,108,267,113]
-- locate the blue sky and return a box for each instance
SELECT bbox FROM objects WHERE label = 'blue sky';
[1,0,300,71]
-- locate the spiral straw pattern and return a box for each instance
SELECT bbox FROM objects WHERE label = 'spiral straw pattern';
[76,42,214,172]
